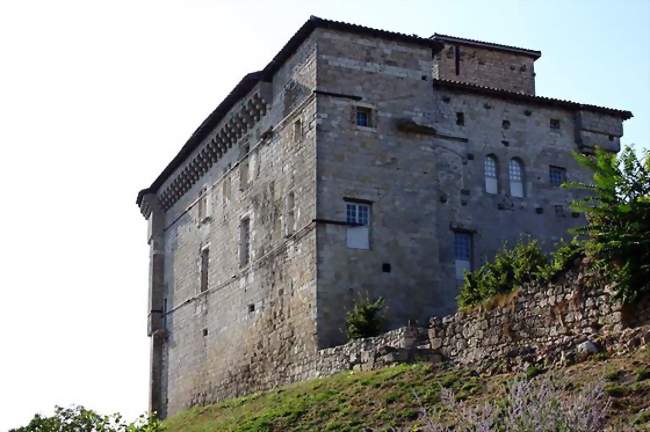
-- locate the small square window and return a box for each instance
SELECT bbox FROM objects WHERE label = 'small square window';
[502,120,511,129]
[382,263,391,273]
[202,328,208,337]
[549,166,567,187]
[550,119,561,129]
[355,107,373,128]
[456,112,465,126]
[248,304,255,313]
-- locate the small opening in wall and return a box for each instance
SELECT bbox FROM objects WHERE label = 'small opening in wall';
[571,211,581,218]
[609,135,614,141]
[382,263,391,273]
[535,207,544,214]
[202,328,208,337]
[456,112,465,126]
[442,96,451,103]
[550,119,561,130]
[466,153,474,160]
[421,75,427,81]
[248,304,255,313]
[501,140,510,147]
[524,110,532,116]
[502,120,511,130]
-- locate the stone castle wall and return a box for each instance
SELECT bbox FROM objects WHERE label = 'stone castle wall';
[139,21,631,419]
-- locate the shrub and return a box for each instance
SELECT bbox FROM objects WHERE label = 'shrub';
[416,377,610,432]
[458,240,548,308]
[9,406,162,432]
[567,146,650,303]
[537,238,583,283]
[345,295,385,340]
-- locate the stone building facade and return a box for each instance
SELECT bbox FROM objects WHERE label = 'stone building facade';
[135,17,631,418]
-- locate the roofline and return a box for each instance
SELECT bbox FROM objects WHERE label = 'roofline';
[431,33,542,59]
[432,79,633,120]
[136,71,263,206]
[137,16,445,206]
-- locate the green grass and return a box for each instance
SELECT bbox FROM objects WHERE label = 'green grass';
[163,349,650,432]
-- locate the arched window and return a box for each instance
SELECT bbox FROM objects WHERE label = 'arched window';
[484,155,498,194]
[509,158,525,198]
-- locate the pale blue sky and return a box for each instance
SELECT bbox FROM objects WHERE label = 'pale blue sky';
[0,1,647,430]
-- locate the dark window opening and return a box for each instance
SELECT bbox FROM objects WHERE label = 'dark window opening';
[550,119,561,130]
[248,304,255,313]
[202,328,208,337]
[502,120,511,130]
[382,263,391,273]
[355,107,373,127]
[240,217,251,267]
[456,112,465,126]
[549,166,567,187]
[200,247,209,293]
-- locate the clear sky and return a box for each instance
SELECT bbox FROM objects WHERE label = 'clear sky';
[0,0,647,429]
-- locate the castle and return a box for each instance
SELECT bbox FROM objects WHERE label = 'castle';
[136,16,632,418]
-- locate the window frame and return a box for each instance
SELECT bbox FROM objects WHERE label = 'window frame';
[549,165,567,187]
[344,199,371,250]
[508,158,525,198]
[484,155,499,195]
[453,231,473,281]
[354,105,375,129]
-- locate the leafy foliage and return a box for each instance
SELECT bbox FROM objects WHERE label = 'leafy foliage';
[9,406,162,432]
[345,295,385,340]
[567,146,650,303]
[457,240,548,308]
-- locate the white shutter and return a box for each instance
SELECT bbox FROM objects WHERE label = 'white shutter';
[347,226,369,249]
[455,259,470,280]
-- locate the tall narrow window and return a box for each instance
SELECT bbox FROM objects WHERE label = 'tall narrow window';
[293,118,303,142]
[484,155,498,194]
[240,217,251,267]
[285,192,295,236]
[198,186,211,222]
[549,166,566,187]
[200,246,209,292]
[345,201,370,249]
[239,160,249,190]
[454,232,472,280]
[508,158,525,198]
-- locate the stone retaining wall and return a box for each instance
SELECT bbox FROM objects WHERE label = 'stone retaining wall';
[428,266,650,373]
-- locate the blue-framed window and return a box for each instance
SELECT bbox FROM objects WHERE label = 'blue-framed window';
[355,107,373,127]
[454,232,472,280]
[549,166,566,187]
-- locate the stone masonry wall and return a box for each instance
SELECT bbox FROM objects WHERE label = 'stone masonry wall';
[428,264,650,373]
[433,42,536,95]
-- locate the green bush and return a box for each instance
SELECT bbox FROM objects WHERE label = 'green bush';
[345,295,385,340]
[458,240,548,308]
[10,406,162,432]
[567,146,650,303]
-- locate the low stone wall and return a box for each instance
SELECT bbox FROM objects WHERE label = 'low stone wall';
[428,266,650,373]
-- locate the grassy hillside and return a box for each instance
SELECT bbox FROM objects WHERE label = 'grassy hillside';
[164,347,650,431]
